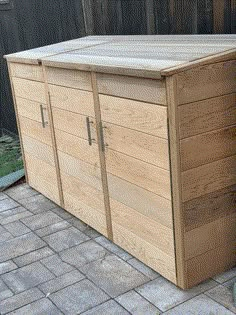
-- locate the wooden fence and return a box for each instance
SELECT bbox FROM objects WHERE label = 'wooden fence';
[0,0,235,134]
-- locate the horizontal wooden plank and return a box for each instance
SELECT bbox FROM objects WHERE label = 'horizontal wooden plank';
[106,149,171,200]
[22,135,55,166]
[183,185,236,232]
[52,108,97,141]
[107,172,173,228]
[186,241,236,288]
[61,171,106,214]
[58,151,102,192]
[46,67,92,91]
[10,63,43,82]
[184,213,236,260]
[97,73,167,105]
[182,155,236,202]
[180,125,236,171]
[100,94,168,139]
[113,223,176,284]
[25,154,60,204]
[110,198,175,257]
[48,84,95,116]
[12,77,46,104]
[63,191,107,237]
[19,116,52,146]
[176,60,236,105]
[55,129,100,166]
[16,97,47,123]
[179,93,236,139]
[104,122,170,170]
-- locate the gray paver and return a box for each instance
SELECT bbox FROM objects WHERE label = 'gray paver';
[43,226,89,252]
[0,288,44,314]
[0,209,32,225]
[8,298,63,315]
[13,247,54,267]
[21,211,62,230]
[163,294,235,315]
[51,206,73,220]
[41,254,74,276]
[0,233,46,262]
[136,276,218,312]
[0,260,17,275]
[0,231,13,243]
[2,261,55,293]
[35,220,71,237]
[84,226,102,238]
[49,279,109,314]
[127,258,160,280]
[0,192,8,200]
[116,290,161,314]
[39,269,85,295]
[0,198,18,212]
[4,221,31,236]
[19,194,56,213]
[60,240,108,268]
[67,217,88,231]
[82,300,130,315]
[213,267,236,284]
[0,278,13,301]
[0,206,26,218]
[95,236,132,260]
[81,254,149,298]
[5,183,39,200]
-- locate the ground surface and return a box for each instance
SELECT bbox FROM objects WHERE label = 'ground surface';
[0,183,235,315]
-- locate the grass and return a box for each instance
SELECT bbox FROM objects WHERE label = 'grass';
[0,135,23,178]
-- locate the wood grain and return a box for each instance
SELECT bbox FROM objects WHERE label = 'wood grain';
[97,73,167,105]
[103,122,170,170]
[182,155,236,202]
[10,63,43,82]
[99,94,168,139]
[178,93,236,139]
[48,84,95,116]
[16,97,48,123]
[180,125,236,171]
[183,185,236,232]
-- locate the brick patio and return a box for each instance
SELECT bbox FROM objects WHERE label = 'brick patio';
[0,183,235,314]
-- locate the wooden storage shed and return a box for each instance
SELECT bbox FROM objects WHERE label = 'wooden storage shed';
[5,35,236,289]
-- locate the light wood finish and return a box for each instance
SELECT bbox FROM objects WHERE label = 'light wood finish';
[180,125,236,171]
[16,97,48,123]
[48,84,95,116]
[12,77,46,104]
[178,93,236,139]
[97,73,167,105]
[99,94,168,139]
[10,63,43,81]
[46,67,92,91]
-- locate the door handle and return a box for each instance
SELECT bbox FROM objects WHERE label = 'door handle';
[86,117,94,146]
[99,122,107,152]
[40,104,48,128]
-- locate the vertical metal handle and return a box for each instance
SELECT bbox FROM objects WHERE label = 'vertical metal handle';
[86,117,93,146]
[99,122,106,152]
[40,104,47,128]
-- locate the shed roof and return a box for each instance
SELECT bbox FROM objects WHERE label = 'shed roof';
[5,35,236,78]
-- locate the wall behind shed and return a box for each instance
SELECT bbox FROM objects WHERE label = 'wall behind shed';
[0,0,235,134]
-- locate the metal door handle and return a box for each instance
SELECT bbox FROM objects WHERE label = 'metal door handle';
[86,117,94,146]
[40,104,48,128]
[99,122,107,152]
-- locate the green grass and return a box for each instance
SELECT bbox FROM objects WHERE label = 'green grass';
[0,135,24,178]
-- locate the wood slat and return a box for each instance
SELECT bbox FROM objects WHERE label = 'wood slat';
[97,73,167,105]
[182,155,236,202]
[10,63,43,82]
[179,93,236,139]
[113,223,177,284]
[52,107,97,141]
[184,213,236,260]
[48,84,95,116]
[106,149,171,200]
[176,60,236,105]
[12,77,46,104]
[100,94,168,139]
[183,185,236,232]
[180,125,236,171]
[46,67,92,91]
[16,97,47,123]
[19,116,52,146]
[103,122,170,170]
[110,198,175,257]
[186,241,236,288]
